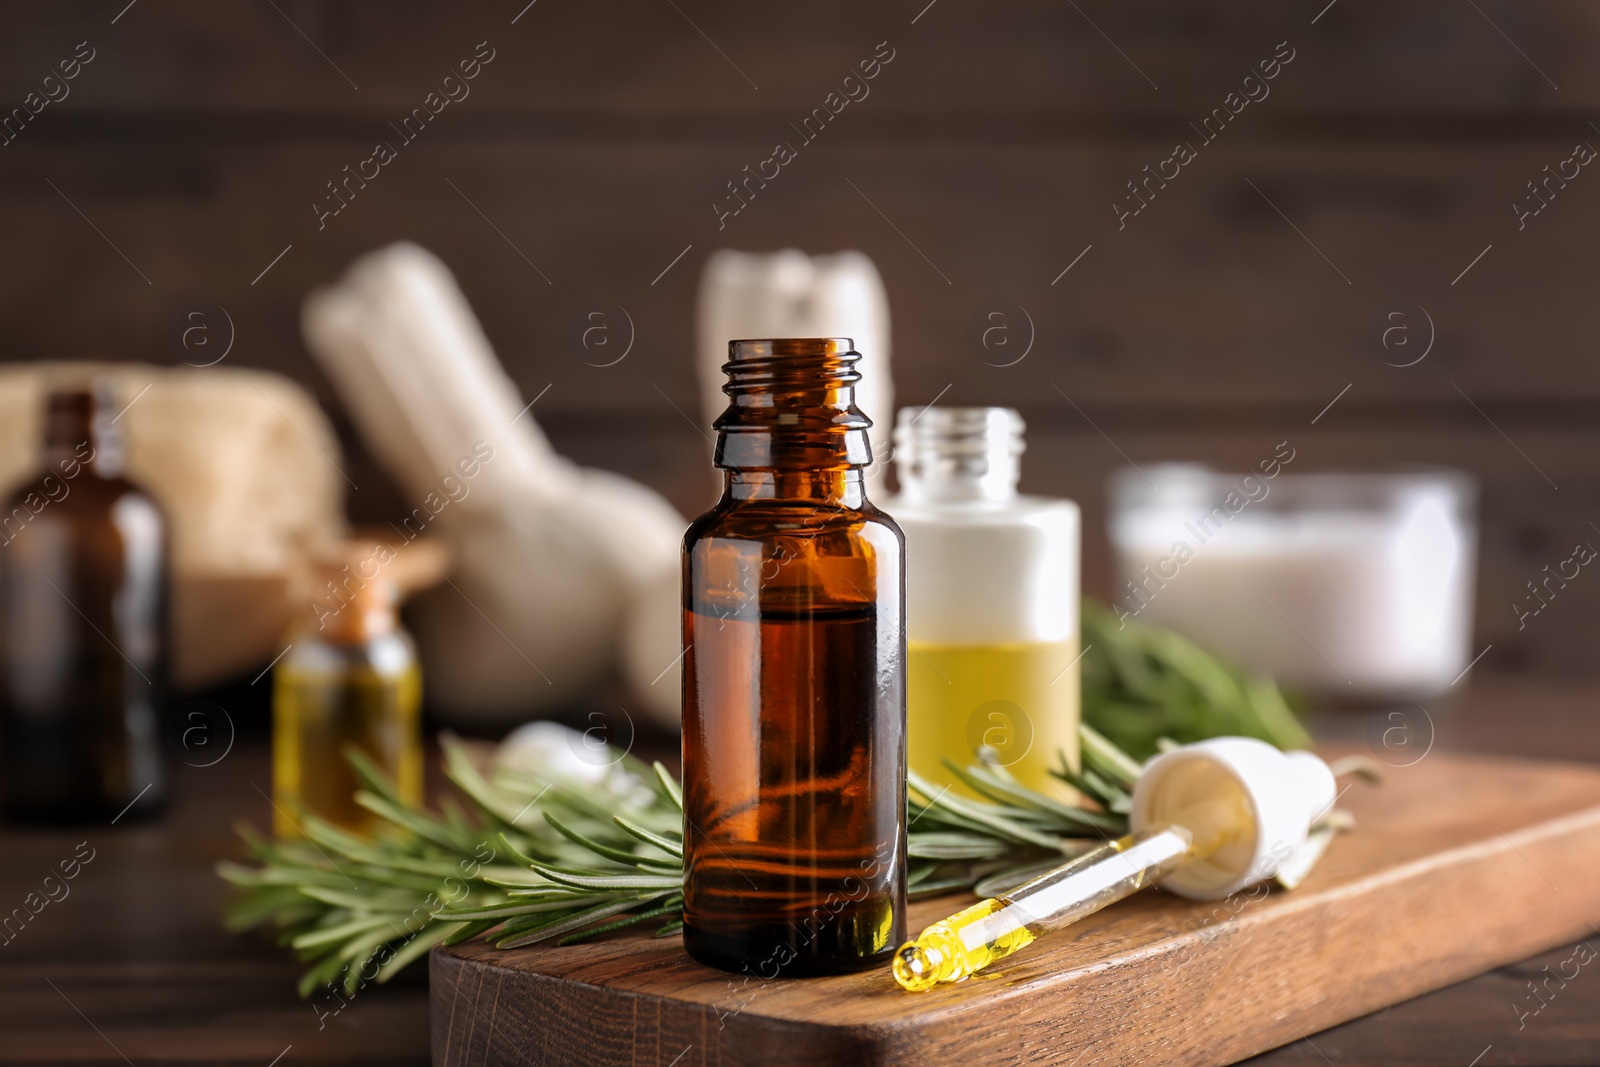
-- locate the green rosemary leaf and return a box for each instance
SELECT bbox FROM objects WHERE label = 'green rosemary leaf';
[1079,723,1145,790]
[1244,676,1310,749]
[496,895,670,949]
[276,917,331,947]
[376,922,461,982]
[491,911,571,941]
[497,771,643,831]
[1080,600,1309,758]
[291,915,400,951]
[440,795,477,841]
[908,769,1073,851]
[526,864,682,892]
[558,899,684,946]
[296,812,384,859]
[973,856,1093,899]
[494,831,559,873]
[441,918,503,947]
[335,863,455,893]
[652,762,684,811]
[223,704,1350,997]
[297,947,353,999]
[948,761,1123,833]
[216,861,338,889]
[219,883,315,932]
[435,895,614,921]
[1051,765,1131,814]
[905,803,1010,842]
[298,886,420,912]
[496,886,589,901]
[475,865,556,888]
[233,819,279,860]
[338,923,406,965]
[353,791,471,852]
[612,815,684,857]
[441,737,532,829]
[906,831,1014,861]
[272,852,442,888]
[342,744,406,807]
[542,812,681,871]
[934,760,1041,811]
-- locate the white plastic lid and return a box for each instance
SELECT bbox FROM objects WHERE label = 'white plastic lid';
[1129,737,1336,901]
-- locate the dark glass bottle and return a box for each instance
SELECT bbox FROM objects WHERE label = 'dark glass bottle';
[0,386,168,822]
[682,337,906,976]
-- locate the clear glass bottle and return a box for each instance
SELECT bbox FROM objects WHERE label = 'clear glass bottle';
[681,337,906,976]
[884,407,1081,798]
[0,385,168,822]
[273,542,423,837]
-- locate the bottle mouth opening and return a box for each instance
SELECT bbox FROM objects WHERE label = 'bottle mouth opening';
[894,406,1024,456]
[44,381,124,474]
[720,338,864,400]
[727,337,855,361]
[893,406,1024,502]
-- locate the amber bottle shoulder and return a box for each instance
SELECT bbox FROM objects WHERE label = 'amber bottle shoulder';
[21,476,150,508]
[685,496,902,548]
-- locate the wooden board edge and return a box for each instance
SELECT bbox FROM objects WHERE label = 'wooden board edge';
[428,795,1600,1066]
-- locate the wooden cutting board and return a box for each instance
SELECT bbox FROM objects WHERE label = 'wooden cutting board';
[429,749,1600,1067]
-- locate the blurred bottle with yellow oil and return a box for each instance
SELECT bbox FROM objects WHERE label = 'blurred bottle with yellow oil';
[272,536,445,836]
[882,408,1080,797]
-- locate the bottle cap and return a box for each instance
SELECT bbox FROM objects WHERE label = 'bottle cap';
[296,533,450,643]
[1129,737,1336,901]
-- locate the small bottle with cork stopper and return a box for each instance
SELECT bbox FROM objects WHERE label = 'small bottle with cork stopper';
[272,534,446,837]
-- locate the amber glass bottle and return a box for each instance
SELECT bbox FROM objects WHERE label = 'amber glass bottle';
[272,542,423,837]
[682,337,906,976]
[0,386,167,822]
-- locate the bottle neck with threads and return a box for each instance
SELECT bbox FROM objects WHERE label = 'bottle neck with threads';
[713,337,873,508]
[893,406,1024,506]
[43,384,123,477]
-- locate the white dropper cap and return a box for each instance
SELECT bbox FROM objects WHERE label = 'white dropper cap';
[1129,737,1337,901]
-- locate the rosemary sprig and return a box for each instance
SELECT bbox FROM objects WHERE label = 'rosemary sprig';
[222,712,1330,996]
[1081,600,1310,759]
[218,739,683,997]
[221,725,1139,994]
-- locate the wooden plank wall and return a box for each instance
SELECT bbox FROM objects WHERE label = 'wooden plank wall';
[0,0,1595,679]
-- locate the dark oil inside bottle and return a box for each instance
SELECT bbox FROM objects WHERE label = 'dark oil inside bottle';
[0,386,167,823]
[683,597,901,975]
[681,337,906,977]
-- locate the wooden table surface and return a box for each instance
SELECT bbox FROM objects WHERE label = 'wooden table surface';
[1,671,1596,1066]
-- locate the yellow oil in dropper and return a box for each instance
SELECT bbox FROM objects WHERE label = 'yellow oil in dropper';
[894,792,1247,991]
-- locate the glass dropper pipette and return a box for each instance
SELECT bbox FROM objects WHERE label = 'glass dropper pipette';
[893,738,1336,992]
